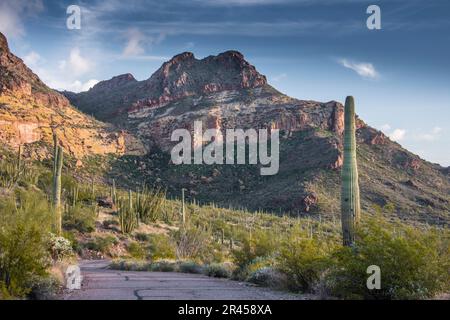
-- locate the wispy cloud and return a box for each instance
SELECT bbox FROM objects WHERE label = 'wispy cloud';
[415,126,443,142]
[121,27,166,59]
[338,58,379,79]
[389,128,406,142]
[23,51,41,66]
[123,28,146,57]
[0,0,43,38]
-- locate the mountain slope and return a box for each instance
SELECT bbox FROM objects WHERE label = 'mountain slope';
[50,49,450,225]
[0,32,143,160]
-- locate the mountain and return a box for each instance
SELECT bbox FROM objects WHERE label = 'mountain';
[0,32,143,161]
[62,50,449,225]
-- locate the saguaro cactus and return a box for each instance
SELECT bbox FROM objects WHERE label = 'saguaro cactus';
[341,96,361,246]
[53,145,64,235]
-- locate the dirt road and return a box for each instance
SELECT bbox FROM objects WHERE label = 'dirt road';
[63,260,309,300]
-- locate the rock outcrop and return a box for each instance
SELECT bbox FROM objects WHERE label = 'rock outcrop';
[0,31,143,159]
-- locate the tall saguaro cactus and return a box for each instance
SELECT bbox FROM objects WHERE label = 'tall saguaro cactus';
[53,145,64,235]
[341,96,361,246]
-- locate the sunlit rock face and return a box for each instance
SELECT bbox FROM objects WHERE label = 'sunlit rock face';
[0,31,144,159]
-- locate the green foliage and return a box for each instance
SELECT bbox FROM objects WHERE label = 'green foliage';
[47,233,73,261]
[328,216,450,299]
[117,193,138,234]
[232,230,278,269]
[0,191,53,298]
[63,204,96,233]
[276,227,331,293]
[84,235,119,255]
[127,242,146,260]
[204,263,232,278]
[174,226,211,261]
[148,234,176,260]
[0,148,39,189]
[178,261,203,274]
[135,186,166,224]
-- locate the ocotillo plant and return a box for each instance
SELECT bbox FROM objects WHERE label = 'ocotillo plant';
[341,96,361,246]
[118,194,137,234]
[53,145,64,235]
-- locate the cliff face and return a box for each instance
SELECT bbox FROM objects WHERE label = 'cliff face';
[0,32,144,160]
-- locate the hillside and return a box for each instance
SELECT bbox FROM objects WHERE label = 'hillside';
[0,32,143,161]
[63,51,450,225]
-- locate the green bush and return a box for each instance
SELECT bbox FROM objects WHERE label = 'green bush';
[63,205,96,233]
[84,235,118,255]
[174,226,211,261]
[150,260,176,272]
[178,261,203,274]
[0,191,53,298]
[232,230,278,269]
[246,267,287,289]
[204,263,232,278]
[276,232,330,293]
[328,217,450,299]
[127,242,147,260]
[148,234,176,260]
[135,232,151,242]
[26,275,60,300]
[48,234,73,261]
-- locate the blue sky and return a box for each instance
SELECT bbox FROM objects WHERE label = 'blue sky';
[1,0,449,166]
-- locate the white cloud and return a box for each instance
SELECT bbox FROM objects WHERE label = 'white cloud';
[416,126,443,141]
[123,28,146,57]
[68,47,92,75]
[58,48,93,77]
[0,0,43,38]
[23,51,41,66]
[67,79,99,92]
[339,59,379,79]
[389,129,406,142]
[379,124,391,132]
[272,73,287,82]
[122,28,166,58]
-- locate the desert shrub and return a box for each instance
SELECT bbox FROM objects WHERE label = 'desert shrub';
[174,226,210,261]
[246,267,288,289]
[127,242,147,260]
[135,232,151,242]
[148,234,176,260]
[328,217,450,300]
[62,231,82,254]
[63,205,96,233]
[232,230,278,269]
[109,259,150,271]
[48,234,73,261]
[204,263,232,278]
[276,228,331,293]
[150,260,176,272]
[26,275,60,300]
[84,235,118,255]
[0,191,53,297]
[178,261,203,274]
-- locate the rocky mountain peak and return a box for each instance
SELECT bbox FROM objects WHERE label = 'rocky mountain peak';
[0,32,8,52]
[90,73,137,92]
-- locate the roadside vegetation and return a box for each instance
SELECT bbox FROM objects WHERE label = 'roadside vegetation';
[0,146,448,300]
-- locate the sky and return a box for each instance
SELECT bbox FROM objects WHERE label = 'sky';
[0,0,449,166]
